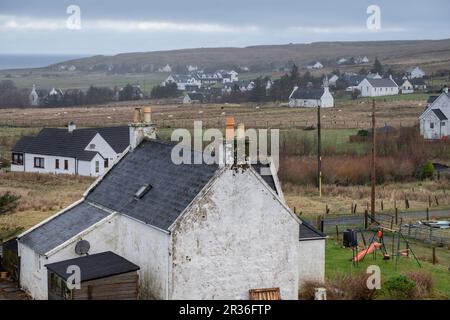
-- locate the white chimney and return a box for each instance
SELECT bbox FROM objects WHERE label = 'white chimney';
[225,117,235,165]
[68,121,76,133]
[443,86,449,94]
[129,107,156,149]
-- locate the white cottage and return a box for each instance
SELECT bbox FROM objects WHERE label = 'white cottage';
[16,110,326,300]
[406,66,426,79]
[11,123,129,177]
[357,78,399,97]
[289,80,334,108]
[420,91,450,140]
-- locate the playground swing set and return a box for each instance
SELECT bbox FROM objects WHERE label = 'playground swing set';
[343,216,422,269]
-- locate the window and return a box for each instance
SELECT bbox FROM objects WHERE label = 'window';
[64,160,68,170]
[441,122,446,126]
[89,143,96,149]
[55,159,59,169]
[34,157,44,168]
[95,161,99,173]
[104,158,109,168]
[430,122,435,129]
[12,153,23,165]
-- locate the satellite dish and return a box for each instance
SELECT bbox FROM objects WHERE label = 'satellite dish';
[75,240,90,255]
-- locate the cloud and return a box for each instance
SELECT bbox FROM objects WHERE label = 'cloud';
[0,14,259,33]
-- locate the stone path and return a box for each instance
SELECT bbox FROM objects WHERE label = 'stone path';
[0,279,30,300]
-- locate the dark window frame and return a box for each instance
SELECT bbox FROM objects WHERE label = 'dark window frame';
[64,160,69,170]
[34,157,44,168]
[55,159,59,169]
[12,153,24,165]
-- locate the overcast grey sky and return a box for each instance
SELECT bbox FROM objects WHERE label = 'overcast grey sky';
[1,0,449,55]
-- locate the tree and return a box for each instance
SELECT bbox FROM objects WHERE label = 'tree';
[0,80,29,108]
[0,192,20,215]
[85,86,114,104]
[421,161,435,179]
[150,83,179,99]
[371,58,384,75]
[249,77,267,102]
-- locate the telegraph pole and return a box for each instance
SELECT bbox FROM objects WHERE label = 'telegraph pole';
[371,100,376,221]
[317,103,322,197]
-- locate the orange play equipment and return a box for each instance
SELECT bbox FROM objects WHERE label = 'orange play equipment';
[354,242,382,262]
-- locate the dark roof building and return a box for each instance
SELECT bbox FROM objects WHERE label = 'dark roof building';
[12,126,129,159]
[46,251,139,282]
[366,78,398,88]
[290,88,325,100]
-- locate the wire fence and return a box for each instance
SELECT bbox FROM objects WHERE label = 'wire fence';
[0,118,418,130]
[312,212,450,246]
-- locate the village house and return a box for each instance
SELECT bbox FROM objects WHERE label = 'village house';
[306,61,323,70]
[328,75,339,87]
[396,78,414,94]
[16,109,326,300]
[11,123,129,177]
[356,77,399,97]
[289,78,334,108]
[162,74,201,91]
[183,92,205,104]
[406,66,426,79]
[411,78,427,91]
[420,89,450,140]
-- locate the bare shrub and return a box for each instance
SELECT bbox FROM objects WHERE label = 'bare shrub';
[405,271,434,299]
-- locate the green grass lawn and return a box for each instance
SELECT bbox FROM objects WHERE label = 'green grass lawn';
[325,239,450,299]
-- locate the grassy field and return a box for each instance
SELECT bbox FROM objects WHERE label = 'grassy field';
[285,180,450,218]
[0,71,166,92]
[0,172,93,240]
[0,96,425,129]
[325,239,450,299]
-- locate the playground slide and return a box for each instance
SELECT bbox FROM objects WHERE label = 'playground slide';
[354,243,382,262]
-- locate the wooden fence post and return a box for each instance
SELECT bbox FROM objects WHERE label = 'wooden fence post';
[426,207,429,221]
[395,208,398,225]
[335,225,339,241]
[432,247,436,265]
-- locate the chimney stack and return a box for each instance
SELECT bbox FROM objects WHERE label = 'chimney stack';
[443,86,449,94]
[129,107,156,149]
[143,106,152,123]
[133,108,142,123]
[225,117,235,165]
[68,121,76,133]
[236,123,246,165]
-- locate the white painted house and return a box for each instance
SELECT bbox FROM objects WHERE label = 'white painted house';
[357,78,399,97]
[289,79,334,108]
[397,78,414,94]
[16,111,326,300]
[307,61,323,70]
[420,91,450,140]
[406,66,426,79]
[11,123,129,177]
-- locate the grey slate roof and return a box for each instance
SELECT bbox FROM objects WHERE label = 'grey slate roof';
[46,251,139,282]
[299,219,327,241]
[86,140,219,230]
[432,109,448,121]
[427,96,439,104]
[11,126,129,159]
[366,78,398,88]
[19,202,110,255]
[291,88,324,100]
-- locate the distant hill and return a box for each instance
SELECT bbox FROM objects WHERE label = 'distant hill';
[48,39,450,74]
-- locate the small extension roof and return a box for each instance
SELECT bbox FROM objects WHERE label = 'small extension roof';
[45,251,140,282]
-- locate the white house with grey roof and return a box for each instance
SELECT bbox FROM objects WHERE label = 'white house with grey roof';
[11,123,129,177]
[289,79,334,108]
[420,91,450,140]
[357,77,399,97]
[16,109,326,300]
